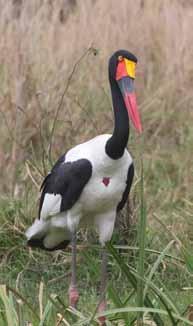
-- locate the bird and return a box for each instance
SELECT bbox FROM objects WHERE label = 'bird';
[25,49,142,324]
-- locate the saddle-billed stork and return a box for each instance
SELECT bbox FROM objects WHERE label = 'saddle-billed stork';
[26,49,142,324]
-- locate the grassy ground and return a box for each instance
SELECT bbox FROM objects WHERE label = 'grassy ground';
[0,194,193,325]
[1,0,193,325]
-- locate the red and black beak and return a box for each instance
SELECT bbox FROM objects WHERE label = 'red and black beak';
[117,76,142,133]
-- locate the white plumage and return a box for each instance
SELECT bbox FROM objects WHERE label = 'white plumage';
[26,134,132,248]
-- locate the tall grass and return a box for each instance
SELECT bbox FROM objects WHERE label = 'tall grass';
[0,0,193,199]
[1,173,193,325]
[136,159,146,324]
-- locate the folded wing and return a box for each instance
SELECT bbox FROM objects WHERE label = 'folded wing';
[39,156,93,220]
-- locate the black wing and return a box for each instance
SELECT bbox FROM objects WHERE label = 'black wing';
[40,153,67,193]
[39,155,92,219]
[117,163,134,212]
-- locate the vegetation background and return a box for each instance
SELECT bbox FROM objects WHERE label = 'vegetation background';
[0,0,193,325]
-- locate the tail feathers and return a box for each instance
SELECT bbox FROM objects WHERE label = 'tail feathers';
[25,219,49,240]
[27,238,70,251]
[26,219,71,251]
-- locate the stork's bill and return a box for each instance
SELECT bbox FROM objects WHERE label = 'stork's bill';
[116,56,142,133]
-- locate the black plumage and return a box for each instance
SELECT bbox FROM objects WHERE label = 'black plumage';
[39,158,92,218]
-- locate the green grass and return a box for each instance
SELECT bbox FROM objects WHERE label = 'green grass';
[0,162,193,325]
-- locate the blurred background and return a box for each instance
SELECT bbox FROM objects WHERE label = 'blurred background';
[0,0,193,196]
[0,1,193,324]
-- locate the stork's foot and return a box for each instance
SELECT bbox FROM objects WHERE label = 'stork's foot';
[68,285,79,308]
[98,300,107,325]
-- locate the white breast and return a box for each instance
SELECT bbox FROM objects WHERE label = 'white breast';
[26,134,133,247]
[65,134,132,216]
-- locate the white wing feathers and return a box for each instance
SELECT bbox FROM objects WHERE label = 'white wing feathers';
[40,193,62,220]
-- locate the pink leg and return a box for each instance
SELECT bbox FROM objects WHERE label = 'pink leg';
[98,300,107,325]
[98,248,108,325]
[68,232,79,308]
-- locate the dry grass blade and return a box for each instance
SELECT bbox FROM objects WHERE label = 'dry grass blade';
[56,313,71,326]
[188,305,193,322]
[25,161,40,189]
[48,45,97,164]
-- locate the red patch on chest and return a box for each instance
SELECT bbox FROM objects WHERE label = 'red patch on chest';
[102,177,110,187]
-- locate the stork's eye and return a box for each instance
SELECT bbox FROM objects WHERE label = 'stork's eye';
[118,55,124,62]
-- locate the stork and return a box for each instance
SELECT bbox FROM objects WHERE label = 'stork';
[26,50,142,324]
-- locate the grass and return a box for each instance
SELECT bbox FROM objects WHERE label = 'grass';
[136,159,146,324]
[0,167,193,325]
[1,0,193,325]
